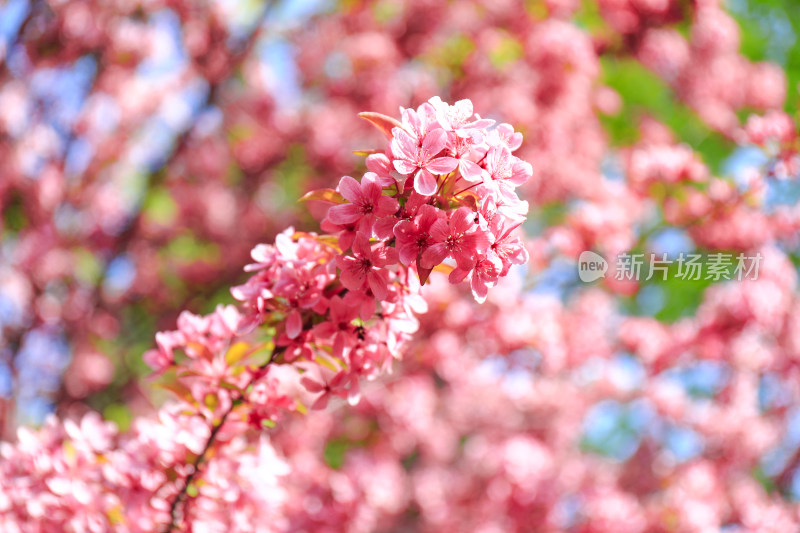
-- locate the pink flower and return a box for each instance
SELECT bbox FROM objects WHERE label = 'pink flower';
[273,263,330,339]
[320,217,358,251]
[344,287,385,319]
[393,204,443,266]
[392,128,458,196]
[488,220,529,276]
[420,207,489,270]
[396,191,431,220]
[428,96,495,138]
[143,329,184,371]
[313,296,360,357]
[488,123,523,151]
[247,375,294,427]
[400,102,439,140]
[336,234,398,301]
[450,135,486,183]
[285,308,303,339]
[478,186,530,222]
[277,328,315,362]
[143,347,172,372]
[365,153,396,187]
[483,145,532,196]
[449,254,503,303]
[327,174,399,235]
[300,362,356,409]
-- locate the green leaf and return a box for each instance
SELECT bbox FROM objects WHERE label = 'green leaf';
[599,57,734,173]
[488,33,523,70]
[225,341,253,366]
[103,404,132,433]
[142,186,177,225]
[155,368,192,400]
[204,393,218,412]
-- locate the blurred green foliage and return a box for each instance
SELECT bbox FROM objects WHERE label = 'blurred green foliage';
[600,58,734,173]
[729,0,800,115]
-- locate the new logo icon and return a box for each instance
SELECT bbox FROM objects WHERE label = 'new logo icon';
[578,251,608,282]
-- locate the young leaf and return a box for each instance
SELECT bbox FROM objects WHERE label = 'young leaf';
[299,188,347,204]
[353,149,381,157]
[156,368,192,400]
[358,112,405,140]
[416,255,434,285]
[225,341,252,366]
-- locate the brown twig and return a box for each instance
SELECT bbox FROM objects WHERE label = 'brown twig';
[164,407,232,532]
[163,345,283,531]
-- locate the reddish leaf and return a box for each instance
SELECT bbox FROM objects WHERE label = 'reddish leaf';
[416,256,455,285]
[353,149,381,157]
[416,255,434,285]
[358,112,404,140]
[299,188,346,204]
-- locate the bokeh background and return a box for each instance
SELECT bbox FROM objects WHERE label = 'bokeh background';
[3,0,800,527]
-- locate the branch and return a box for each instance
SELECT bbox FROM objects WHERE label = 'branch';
[164,407,232,532]
[163,347,282,531]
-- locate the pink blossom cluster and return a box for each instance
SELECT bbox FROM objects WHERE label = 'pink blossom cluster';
[333,97,530,302]
[3,1,800,532]
[251,256,800,532]
[0,0,307,429]
[2,0,790,426]
[0,407,291,533]
[635,5,786,135]
[135,257,792,532]
[744,110,800,180]
[0,99,534,532]
[533,109,800,285]
[221,97,529,404]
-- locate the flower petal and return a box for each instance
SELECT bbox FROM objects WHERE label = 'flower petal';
[422,128,448,156]
[471,274,489,304]
[397,242,419,266]
[337,175,363,203]
[286,309,303,339]
[374,216,398,240]
[450,207,475,234]
[367,270,389,301]
[391,128,418,159]
[427,156,458,174]
[448,266,470,284]
[372,245,398,267]
[393,159,417,175]
[375,195,400,217]
[420,243,449,269]
[414,169,438,196]
[429,218,450,242]
[458,158,485,183]
[366,153,392,176]
[327,203,362,225]
[467,229,491,253]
